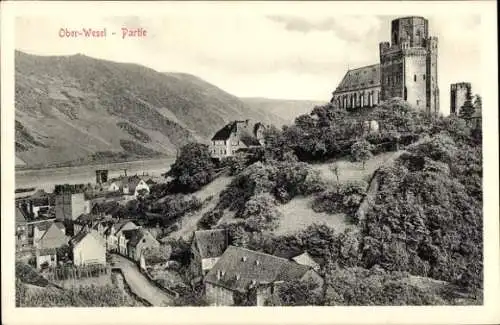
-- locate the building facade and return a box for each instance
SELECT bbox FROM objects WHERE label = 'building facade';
[210,120,266,159]
[331,16,439,114]
[71,230,106,266]
[450,82,472,115]
[55,193,90,221]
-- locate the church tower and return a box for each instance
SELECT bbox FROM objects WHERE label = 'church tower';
[379,16,439,114]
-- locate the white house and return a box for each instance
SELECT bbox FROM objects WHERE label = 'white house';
[107,176,150,198]
[70,230,106,266]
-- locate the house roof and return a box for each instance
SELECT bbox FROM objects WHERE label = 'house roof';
[334,63,381,94]
[34,221,53,233]
[211,120,264,142]
[193,229,228,259]
[211,122,237,141]
[54,222,66,231]
[38,223,68,250]
[114,220,138,234]
[204,246,313,293]
[292,251,321,267]
[16,207,28,224]
[123,228,158,248]
[70,230,105,248]
[107,175,147,193]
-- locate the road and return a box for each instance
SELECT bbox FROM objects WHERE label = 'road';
[111,254,174,306]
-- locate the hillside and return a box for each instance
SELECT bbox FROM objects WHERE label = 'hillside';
[15,51,286,168]
[241,97,327,123]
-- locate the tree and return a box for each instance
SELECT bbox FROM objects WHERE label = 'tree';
[473,94,482,111]
[275,279,323,306]
[143,245,172,265]
[167,143,215,192]
[329,162,340,183]
[459,87,475,119]
[240,194,282,232]
[350,140,373,169]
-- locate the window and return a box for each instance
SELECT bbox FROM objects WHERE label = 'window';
[423,75,426,80]
[416,100,420,106]
[414,75,417,82]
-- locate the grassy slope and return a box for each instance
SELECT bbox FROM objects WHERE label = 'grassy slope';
[166,175,233,240]
[273,152,398,235]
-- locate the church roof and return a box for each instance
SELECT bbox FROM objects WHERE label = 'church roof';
[334,64,381,94]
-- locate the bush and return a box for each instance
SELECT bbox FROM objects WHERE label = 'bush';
[312,181,367,216]
[15,262,49,287]
[197,209,224,230]
[239,194,282,232]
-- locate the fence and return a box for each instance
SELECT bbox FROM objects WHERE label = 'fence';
[44,264,110,281]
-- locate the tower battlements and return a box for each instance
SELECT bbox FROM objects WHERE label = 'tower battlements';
[332,16,439,114]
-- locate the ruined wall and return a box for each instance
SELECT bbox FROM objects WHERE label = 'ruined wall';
[450,82,471,115]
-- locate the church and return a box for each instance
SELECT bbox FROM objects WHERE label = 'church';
[331,16,440,115]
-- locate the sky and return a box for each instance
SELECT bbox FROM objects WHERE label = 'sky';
[15,11,482,115]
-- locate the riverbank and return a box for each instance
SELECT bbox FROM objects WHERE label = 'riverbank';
[15,157,175,192]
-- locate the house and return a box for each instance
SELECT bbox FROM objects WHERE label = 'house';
[122,228,160,262]
[70,230,106,266]
[106,176,150,198]
[291,251,321,272]
[34,222,68,269]
[190,229,229,279]
[15,206,29,250]
[210,120,266,159]
[204,246,324,306]
[108,220,140,254]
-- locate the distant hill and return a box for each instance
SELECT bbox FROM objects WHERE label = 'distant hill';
[14,51,285,168]
[241,97,328,124]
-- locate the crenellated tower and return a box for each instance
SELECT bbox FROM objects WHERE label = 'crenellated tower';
[379,16,439,114]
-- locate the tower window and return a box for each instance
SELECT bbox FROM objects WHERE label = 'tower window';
[414,75,417,82]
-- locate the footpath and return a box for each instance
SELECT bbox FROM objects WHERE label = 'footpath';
[111,254,174,306]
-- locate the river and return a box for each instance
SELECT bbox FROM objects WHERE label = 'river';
[15,157,176,192]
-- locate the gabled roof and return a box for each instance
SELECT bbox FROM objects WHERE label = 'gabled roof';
[38,223,67,250]
[193,229,228,259]
[54,222,66,231]
[16,207,28,224]
[211,120,264,142]
[334,63,380,94]
[114,220,138,234]
[107,175,146,192]
[34,220,53,233]
[204,246,313,293]
[70,230,105,248]
[212,122,237,141]
[123,228,158,248]
[292,251,321,269]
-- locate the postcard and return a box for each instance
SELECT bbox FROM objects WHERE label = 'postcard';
[1,1,499,325]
